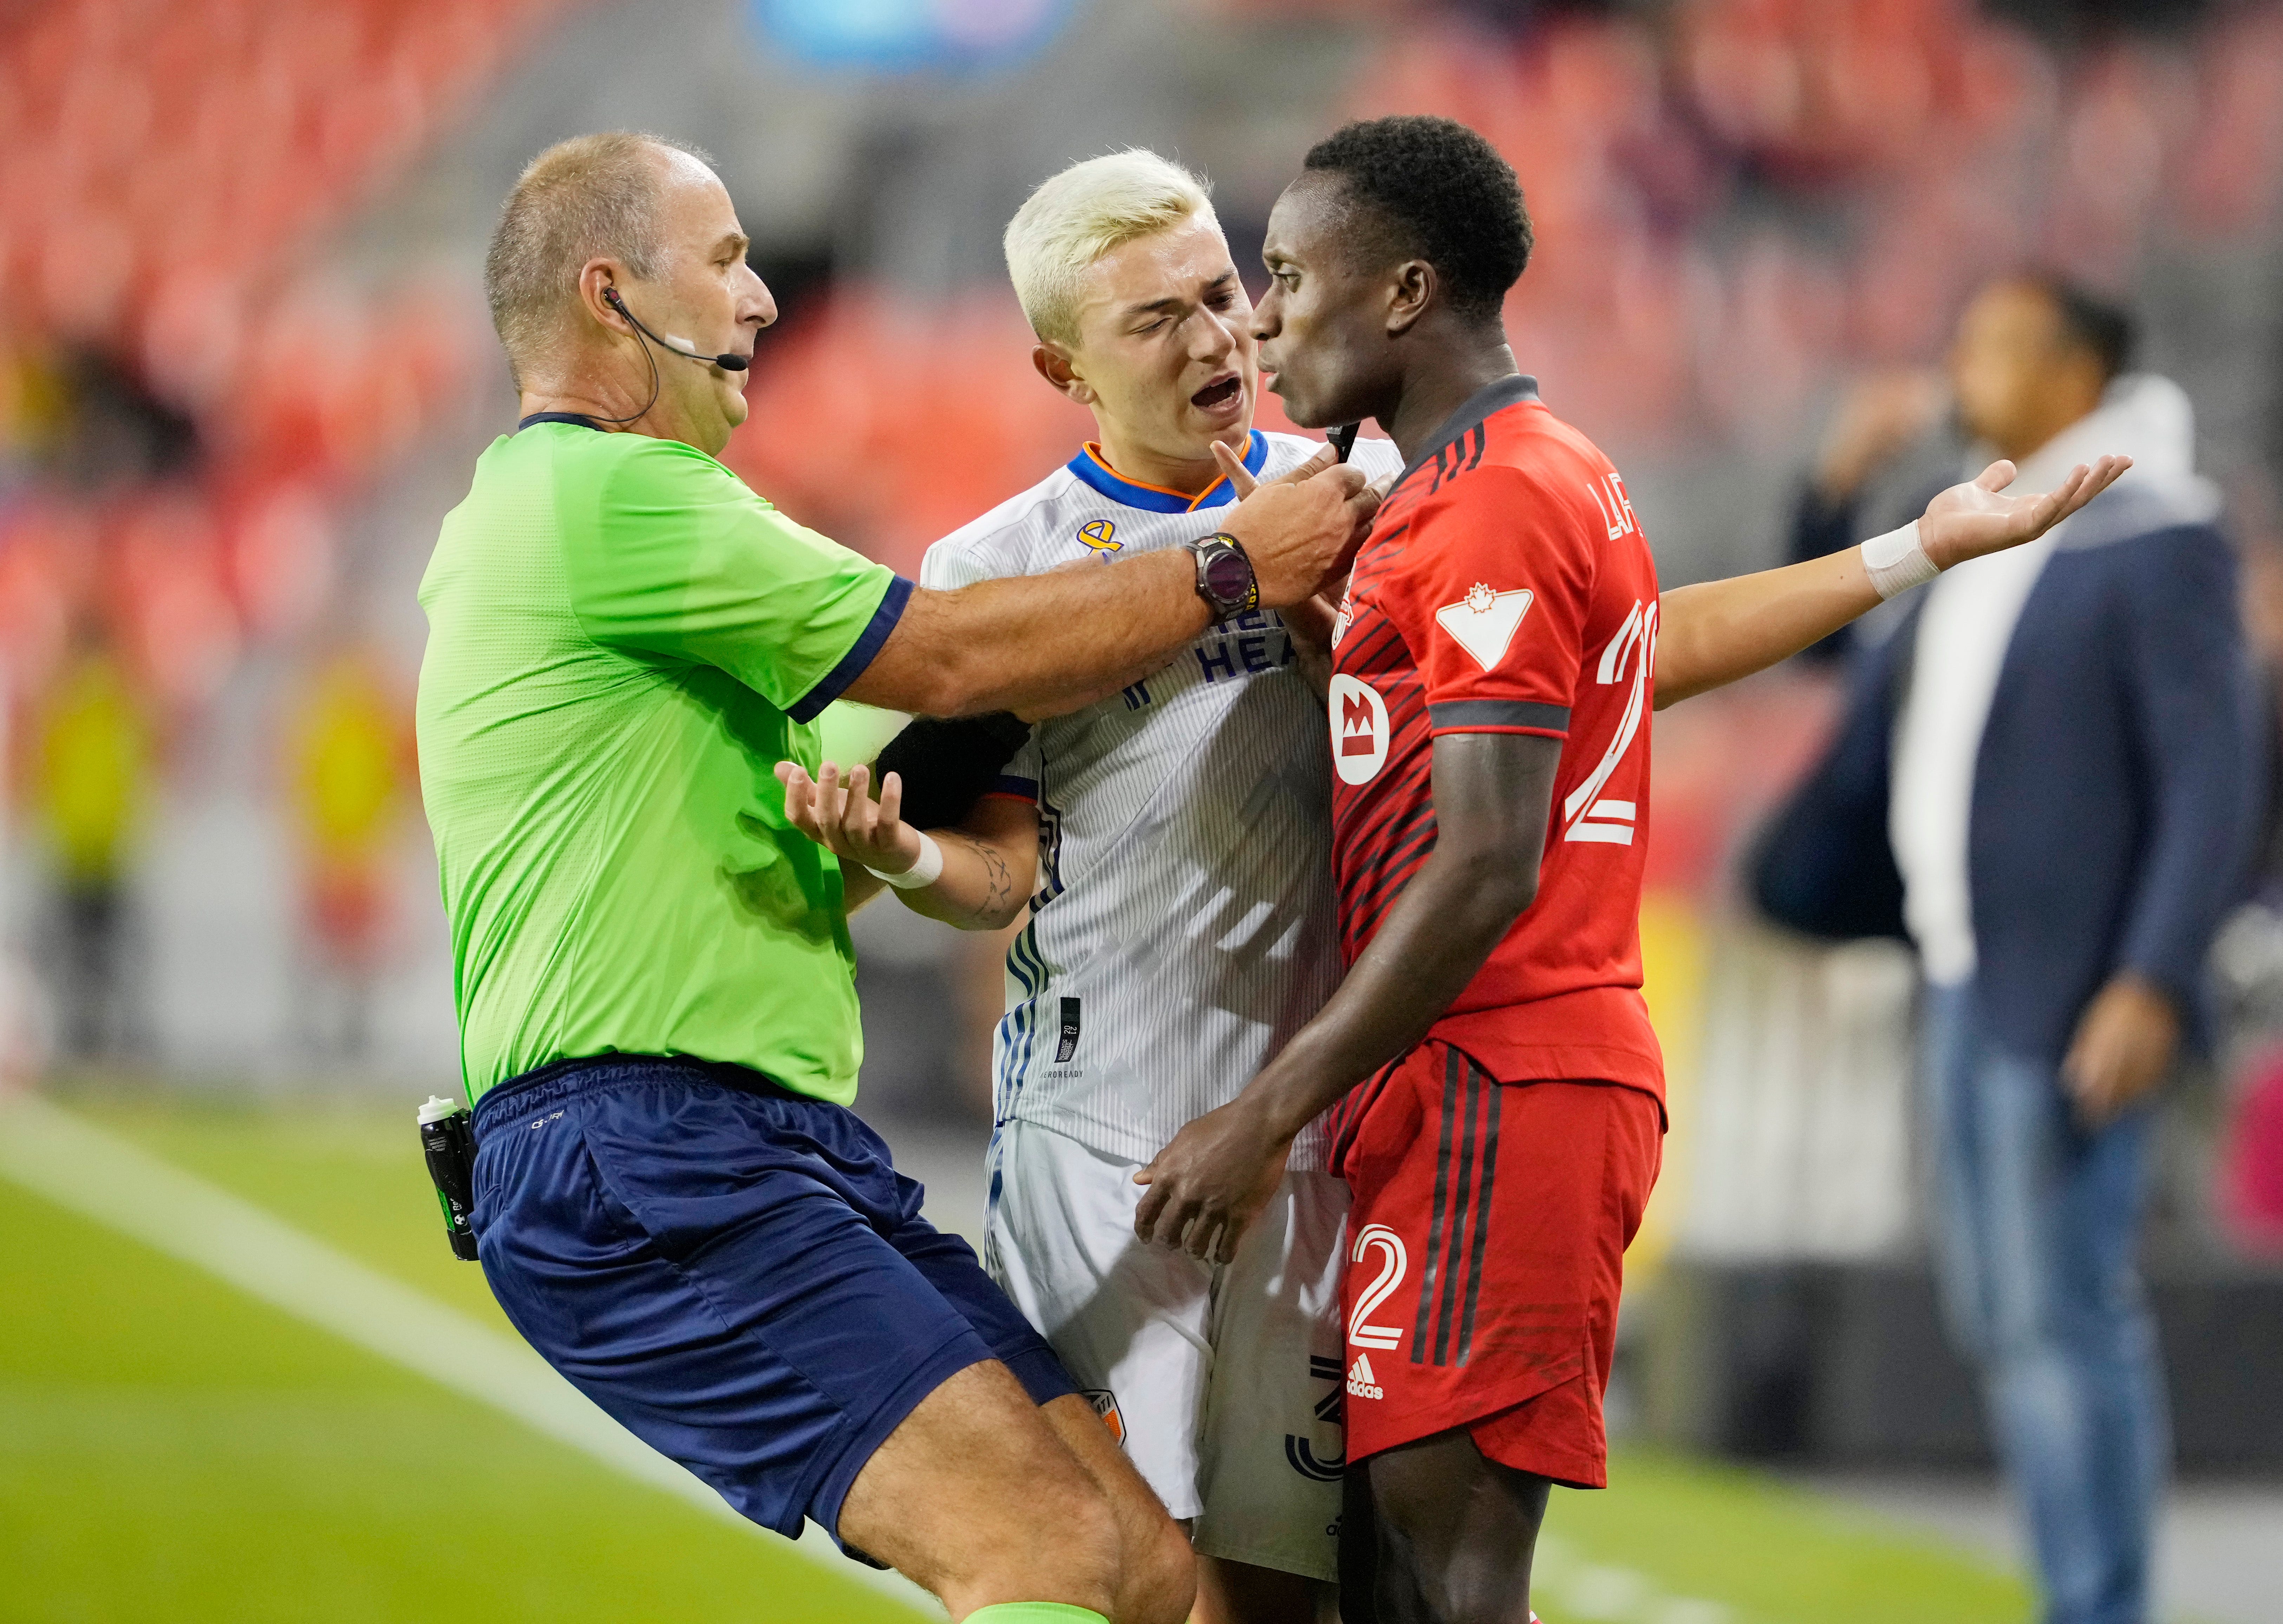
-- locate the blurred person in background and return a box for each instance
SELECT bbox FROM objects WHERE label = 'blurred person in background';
[29,619,154,1065]
[0,661,45,1088]
[1757,275,2265,1624]
[283,646,413,1062]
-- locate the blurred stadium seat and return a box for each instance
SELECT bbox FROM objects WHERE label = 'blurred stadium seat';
[0,0,571,707]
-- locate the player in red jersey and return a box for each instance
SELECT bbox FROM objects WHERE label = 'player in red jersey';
[1132,116,2127,1624]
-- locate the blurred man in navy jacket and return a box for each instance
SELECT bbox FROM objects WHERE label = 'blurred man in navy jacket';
[1762,277,2265,1624]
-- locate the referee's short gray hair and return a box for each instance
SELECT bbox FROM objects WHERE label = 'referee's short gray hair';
[1004,150,1218,348]
[484,131,716,385]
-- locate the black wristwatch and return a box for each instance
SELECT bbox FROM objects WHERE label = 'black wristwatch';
[1187,532,1259,618]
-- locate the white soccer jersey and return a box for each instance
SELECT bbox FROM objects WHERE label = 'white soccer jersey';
[921,429,1405,1171]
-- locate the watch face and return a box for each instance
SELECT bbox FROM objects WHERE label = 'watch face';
[1202,547,1253,604]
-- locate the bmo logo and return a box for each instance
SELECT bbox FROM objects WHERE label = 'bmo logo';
[1328,674,1388,784]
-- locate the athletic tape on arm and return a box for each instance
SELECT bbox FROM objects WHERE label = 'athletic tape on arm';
[1861,521,1937,600]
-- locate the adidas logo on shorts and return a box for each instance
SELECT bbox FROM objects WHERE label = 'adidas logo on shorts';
[1346,1354,1383,1401]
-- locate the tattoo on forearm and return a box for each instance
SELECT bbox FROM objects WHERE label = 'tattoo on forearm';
[939,830,1017,925]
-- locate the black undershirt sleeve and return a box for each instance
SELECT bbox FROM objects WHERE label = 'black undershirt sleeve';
[873,712,1034,830]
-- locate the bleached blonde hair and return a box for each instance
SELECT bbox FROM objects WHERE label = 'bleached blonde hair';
[1004,150,1219,347]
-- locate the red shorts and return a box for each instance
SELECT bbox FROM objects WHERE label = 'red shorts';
[1329,1042,1662,1488]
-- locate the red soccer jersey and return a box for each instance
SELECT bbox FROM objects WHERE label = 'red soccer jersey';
[1326,377,1664,1102]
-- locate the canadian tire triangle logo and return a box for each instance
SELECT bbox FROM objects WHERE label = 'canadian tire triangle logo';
[1434,583,1533,672]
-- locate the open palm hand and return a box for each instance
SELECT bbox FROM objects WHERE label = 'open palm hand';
[1918,454,2134,571]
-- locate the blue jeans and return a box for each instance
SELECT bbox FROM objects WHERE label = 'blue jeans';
[1923,982,2168,1624]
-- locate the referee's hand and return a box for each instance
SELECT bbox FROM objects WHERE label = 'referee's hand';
[775,760,924,878]
[1216,441,1385,609]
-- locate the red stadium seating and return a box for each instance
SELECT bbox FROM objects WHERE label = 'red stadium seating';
[0,0,572,708]
[5,0,2280,723]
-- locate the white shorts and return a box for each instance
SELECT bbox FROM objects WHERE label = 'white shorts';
[984,1117,1350,1581]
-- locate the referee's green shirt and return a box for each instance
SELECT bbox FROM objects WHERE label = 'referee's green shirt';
[415,421,909,1106]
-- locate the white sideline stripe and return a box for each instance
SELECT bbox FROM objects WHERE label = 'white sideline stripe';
[1534,1531,1738,1624]
[0,1093,933,1615]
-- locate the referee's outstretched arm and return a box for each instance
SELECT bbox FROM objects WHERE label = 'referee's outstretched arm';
[840,447,1375,720]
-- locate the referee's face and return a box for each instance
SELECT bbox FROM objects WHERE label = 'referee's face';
[639,156,776,453]
[1252,175,1389,431]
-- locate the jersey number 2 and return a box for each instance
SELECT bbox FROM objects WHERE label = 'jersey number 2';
[1349,1224,1408,1351]
[1562,598,1656,845]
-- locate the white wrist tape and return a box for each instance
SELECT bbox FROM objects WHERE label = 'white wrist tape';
[1861,520,1938,600]
[867,830,944,891]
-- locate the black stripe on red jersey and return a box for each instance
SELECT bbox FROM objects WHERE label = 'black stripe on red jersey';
[1345,832,1441,948]
[1411,1047,1464,1361]
[1428,698,1571,734]
[1338,613,1408,675]
[1387,375,1540,499]
[1411,1052,1503,1368]
[1338,745,1434,866]
[1329,1054,1405,1172]
[1457,1068,1501,1367]
[1433,1061,1484,1365]
[1337,735,1433,870]
[1421,422,1492,501]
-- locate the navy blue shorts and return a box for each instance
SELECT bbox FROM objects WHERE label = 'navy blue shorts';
[471,1055,1075,1545]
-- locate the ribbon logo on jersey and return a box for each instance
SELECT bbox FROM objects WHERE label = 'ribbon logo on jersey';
[1076,518,1121,555]
[1433,582,1533,673]
[1327,674,1389,785]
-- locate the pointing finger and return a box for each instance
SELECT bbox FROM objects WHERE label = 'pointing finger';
[1213,438,1262,499]
[876,770,903,829]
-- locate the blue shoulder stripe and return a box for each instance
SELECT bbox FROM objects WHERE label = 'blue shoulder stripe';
[1063,430,1269,514]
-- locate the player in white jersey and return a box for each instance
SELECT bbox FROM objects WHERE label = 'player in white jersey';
[779,150,1397,1623]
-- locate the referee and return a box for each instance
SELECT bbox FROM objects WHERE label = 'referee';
[416,133,1374,1624]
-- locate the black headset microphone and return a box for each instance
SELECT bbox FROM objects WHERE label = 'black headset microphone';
[603,287,748,370]
[569,287,748,427]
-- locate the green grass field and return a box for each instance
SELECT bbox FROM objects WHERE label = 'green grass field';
[0,1093,2033,1623]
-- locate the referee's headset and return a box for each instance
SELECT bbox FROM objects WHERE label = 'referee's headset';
[567,285,749,428]
[602,287,749,371]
